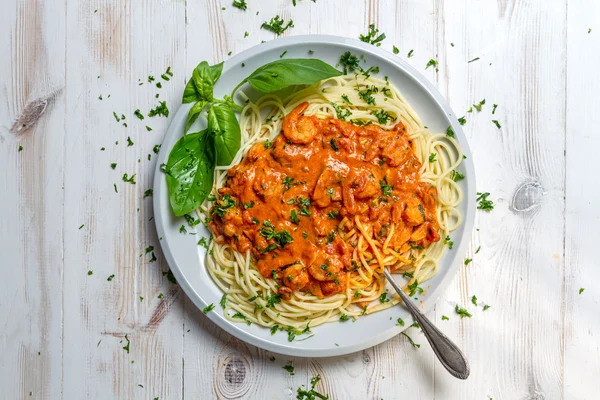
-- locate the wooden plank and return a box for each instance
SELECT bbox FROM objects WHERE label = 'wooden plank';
[564,3,600,399]
[436,1,567,399]
[60,0,186,399]
[0,0,66,398]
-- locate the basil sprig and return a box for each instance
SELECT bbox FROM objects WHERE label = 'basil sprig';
[165,58,342,216]
[182,61,223,132]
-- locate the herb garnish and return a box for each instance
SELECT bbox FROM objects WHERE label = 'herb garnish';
[451,170,465,182]
[444,235,454,249]
[296,375,329,400]
[360,24,386,46]
[476,192,495,211]
[455,305,472,318]
[401,332,420,348]
[283,362,295,375]
[261,15,294,35]
[492,120,501,129]
[232,0,247,10]
[148,101,169,117]
[203,303,215,314]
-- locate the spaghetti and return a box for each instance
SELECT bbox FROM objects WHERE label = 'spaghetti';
[200,73,463,333]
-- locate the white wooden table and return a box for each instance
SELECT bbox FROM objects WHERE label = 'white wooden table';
[1,0,598,399]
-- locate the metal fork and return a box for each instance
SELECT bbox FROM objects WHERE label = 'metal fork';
[383,269,470,380]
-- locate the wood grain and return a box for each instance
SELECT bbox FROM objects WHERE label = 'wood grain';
[1,0,599,399]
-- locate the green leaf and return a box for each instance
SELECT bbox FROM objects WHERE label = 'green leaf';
[182,61,223,104]
[185,100,208,132]
[208,103,241,166]
[165,130,215,216]
[235,59,342,95]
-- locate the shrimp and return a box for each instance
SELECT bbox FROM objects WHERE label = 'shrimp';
[282,263,309,291]
[282,102,317,144]
[307,252,343,281]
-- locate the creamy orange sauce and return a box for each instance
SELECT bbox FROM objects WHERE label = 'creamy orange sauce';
[209,102,440,299]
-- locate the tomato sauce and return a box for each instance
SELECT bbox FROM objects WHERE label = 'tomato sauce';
[209,102,440,299]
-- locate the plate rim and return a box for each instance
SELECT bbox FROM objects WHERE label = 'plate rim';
[153,34,476,357]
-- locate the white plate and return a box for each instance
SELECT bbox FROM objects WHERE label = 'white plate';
[153,35,476,357]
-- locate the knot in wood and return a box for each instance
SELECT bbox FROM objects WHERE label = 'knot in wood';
[510,181,544,213]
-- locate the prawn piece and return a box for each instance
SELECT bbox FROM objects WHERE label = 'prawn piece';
[282,102,317,144]
[282,263,309,291]
[307,252,343,281]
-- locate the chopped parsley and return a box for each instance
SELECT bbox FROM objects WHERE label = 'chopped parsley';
[265,294,282,308]
[127,136,134,146]
[296,375,329,400]
[425,59,438,71]
[341,94,352,105]
[220,293,227,308]
[492,104,498,114]
[107,274,115,281]
[211,194,236,217]
[259,221,293,249]
[396,317,405,326]
[148,101,169,118]
[451,170,465,182]
[492,120,501,129]
[359,24,386,46]
[357,86,377,105]
[407,280,424,297]
[329,138,339,152]
[446,125,455,138]
[134,109,144,120]
[464,258,472,266]
[261,15,294,35]
[18,145,23,152]
[393,45,399,54]
[231,312,251,325]
[475,246,481,254]
[202,303,215,314]
[441,315,449,321]
[327,210,339,219]
[279,50,287,58]
[373,109,396,124]
[339,51,361,74]
[283,362,295,375]
[122,173,136,184]
[122,334,130,353]
[407,49,414,58]
[471,295,478,305]
[455,304,472,318]
[144,188,153,197]
[232,0,247,10]
[428,153,437,163]
[483,305,491,311]
[198,237,209,249]
[87,270,93,275]
[401,332,420,348]
[339,314,350,322]
[444,235,454,249]
[379,292,390,303]
[467,57,480,63]
[290,209,299,224]
[458,116,466,125]
[476,192,495,211]
[579,288,585,295]
[331,102,352,121]
[379,178,393,196]
[473,99,486,112]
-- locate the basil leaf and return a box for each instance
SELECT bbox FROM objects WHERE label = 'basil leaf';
[208,103,241,166]
[185,100,207,133]
[165,130,215,216]
[182,61,223,104]
[235,59,342,94]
